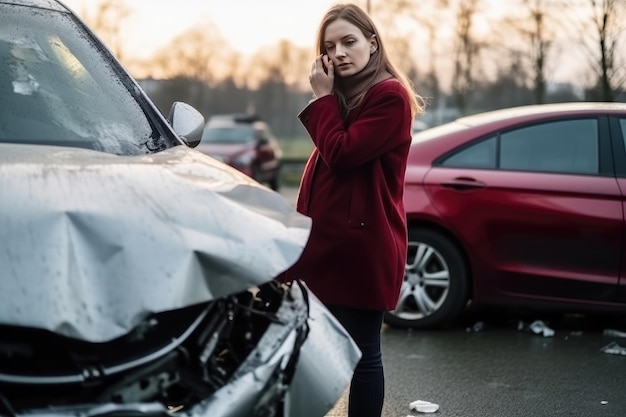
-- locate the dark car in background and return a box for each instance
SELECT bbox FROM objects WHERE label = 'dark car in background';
[0,1,359,416]
[385,102,626,329]
[197,114,283,191]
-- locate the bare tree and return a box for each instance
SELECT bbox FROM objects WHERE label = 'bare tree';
[495,0,563,104]
[368,0,452,118]
[85,0,133,61]
[565,0,626,100]
[586,0,626,100]
[245,40,310,91]
[246,40,311,135]
[521,0,544,103]
[148,23,231,84]
[142,22,238,117]
[369,0,424,74]
[451,0,482,115]
[414,0,452,121]
[520,0,553,103]
[475,50,535,111]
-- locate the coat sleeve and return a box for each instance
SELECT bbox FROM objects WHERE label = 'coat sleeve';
[298,81,412,171]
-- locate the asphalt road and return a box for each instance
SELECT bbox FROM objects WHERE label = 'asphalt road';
[326,313,626,417]
[278,187,626,417]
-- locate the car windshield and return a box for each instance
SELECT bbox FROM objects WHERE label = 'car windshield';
[0,4,164,155]
[201,125,255,144]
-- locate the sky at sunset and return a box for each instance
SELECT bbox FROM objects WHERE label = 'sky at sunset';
[58,0,586,85]
[62,0,342,58]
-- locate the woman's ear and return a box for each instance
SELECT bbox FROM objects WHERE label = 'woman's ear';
[370,34,378,54]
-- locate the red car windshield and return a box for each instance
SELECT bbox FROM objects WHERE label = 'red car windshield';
[201,126,255,145]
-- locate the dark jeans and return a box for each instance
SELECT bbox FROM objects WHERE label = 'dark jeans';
[327,305,385,417]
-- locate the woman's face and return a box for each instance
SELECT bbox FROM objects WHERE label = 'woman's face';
[323,18,376,77]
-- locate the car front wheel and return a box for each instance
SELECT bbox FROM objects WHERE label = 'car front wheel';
[384,228,468,329]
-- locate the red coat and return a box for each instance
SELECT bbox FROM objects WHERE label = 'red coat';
[281,79,412,311]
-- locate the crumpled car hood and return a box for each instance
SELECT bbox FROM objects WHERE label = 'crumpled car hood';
[0,143,311,343]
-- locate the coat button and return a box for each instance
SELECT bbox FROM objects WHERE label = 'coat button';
[301,114,310,123]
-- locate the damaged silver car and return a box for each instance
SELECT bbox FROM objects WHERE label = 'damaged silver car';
[0,1,360,416]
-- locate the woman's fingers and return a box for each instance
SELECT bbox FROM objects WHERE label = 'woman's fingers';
[308,54,333,98]
[323,55,333,77]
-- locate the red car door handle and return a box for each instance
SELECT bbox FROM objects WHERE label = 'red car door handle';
[440,177,486,191]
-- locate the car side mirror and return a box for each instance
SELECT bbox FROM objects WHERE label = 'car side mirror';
[167,102,204,148]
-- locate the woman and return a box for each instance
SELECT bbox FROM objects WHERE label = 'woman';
[279,3,423,416]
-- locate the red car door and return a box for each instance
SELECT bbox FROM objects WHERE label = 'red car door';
[426,116,623,307]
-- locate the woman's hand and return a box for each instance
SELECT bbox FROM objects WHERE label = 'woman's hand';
[309,54,334,99]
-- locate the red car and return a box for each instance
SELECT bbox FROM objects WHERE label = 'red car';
[197,114,283,191]
[385,102,626,329]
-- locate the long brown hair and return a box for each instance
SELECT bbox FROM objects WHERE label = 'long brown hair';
[315,3,424,117]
